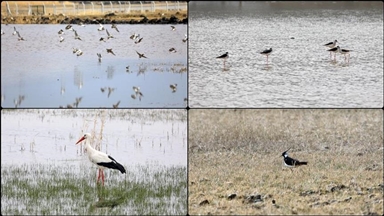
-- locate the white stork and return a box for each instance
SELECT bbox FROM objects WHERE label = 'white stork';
[76,133,126,186]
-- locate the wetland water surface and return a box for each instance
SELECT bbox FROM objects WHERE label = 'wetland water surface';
[189,1,383,108]
[1,24,187,108]
[1,109,187,215]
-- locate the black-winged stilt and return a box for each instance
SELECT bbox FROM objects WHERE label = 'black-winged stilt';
[260,48,272,64]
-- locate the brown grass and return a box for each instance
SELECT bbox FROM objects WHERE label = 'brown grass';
[1,1,187,23]
[189,109,383,215]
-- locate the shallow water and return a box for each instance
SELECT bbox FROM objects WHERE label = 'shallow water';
[189,1,383,108]
[1,24,187,108]
[1,109,187,214]
[1,109,187,167]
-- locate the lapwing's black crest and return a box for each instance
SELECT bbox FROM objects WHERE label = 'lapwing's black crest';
[281,148,307,170]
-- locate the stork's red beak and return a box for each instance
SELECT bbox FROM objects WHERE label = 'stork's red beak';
[76,136,85,144]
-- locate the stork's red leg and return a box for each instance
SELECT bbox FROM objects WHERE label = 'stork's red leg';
[97,169,101,183]
[101,170,105,186]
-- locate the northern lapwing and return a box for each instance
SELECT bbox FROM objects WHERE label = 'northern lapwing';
[281,148,307,172]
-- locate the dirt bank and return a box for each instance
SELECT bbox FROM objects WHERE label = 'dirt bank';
[1,11,187,24]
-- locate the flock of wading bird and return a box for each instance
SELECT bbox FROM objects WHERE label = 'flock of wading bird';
[216,39,353,69]
[2,23,188,108]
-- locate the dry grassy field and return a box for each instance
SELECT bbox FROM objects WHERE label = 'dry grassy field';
[189,109,383,215]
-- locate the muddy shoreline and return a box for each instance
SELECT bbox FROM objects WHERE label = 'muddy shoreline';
[1,12,188,25]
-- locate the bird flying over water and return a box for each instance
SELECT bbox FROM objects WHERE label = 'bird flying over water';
[111,24,119,32]
[106,48,116,56]
[136,50,148,59]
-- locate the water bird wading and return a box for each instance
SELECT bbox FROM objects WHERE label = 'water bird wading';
[76,133,126,186]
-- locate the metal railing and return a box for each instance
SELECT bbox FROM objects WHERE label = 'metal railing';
[2,1,187,16]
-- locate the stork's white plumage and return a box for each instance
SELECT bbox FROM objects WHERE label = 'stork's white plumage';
[76,133,126,186]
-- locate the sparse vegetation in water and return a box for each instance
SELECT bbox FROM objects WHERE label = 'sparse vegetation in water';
[1,163,187,215]
[1,109,187,122]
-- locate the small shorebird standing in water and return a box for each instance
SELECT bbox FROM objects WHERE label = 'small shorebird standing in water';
[59,35,64,43]
[260,48,272,64]
[97,53,102,62]
[327,46,340,61]
[216,52,229,67]
[324,40,338,48]
[339,47,352,63]
[169,48,177,53]
[170,26,176,31]
[324,40,339,58]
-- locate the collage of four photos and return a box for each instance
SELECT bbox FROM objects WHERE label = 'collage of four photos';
[1,1,383,215]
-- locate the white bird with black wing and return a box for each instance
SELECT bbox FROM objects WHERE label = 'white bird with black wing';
[76,133,126,186]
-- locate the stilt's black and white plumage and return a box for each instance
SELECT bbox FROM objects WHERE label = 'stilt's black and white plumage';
[76,133,126,185]
[339,47,352,63]
[327,46,340,61]
[260,48,272,64]
[281,148,307,172]
[324,40,338,48]
[216,52,229,67]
